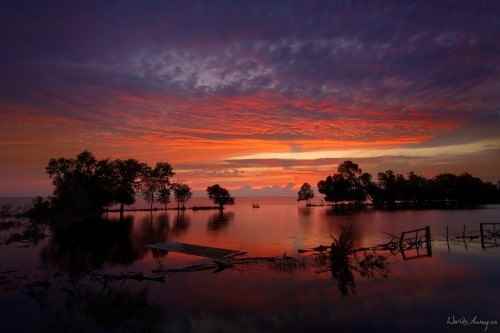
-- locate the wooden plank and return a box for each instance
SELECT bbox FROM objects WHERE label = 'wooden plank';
[147,241,246,259]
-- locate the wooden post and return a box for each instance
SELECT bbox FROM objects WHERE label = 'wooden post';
[425,226,432,257]
[495,224,498,247]
[480,223,485,249]
[399,231,405,252]
[463,224,468,251]
[446,225,450,251]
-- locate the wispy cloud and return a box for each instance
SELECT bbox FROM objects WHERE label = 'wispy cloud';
[229,139,500,161]
[1,1,500,195]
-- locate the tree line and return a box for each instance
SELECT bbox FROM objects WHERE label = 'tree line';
[298,161,500,208]
[32,151,234,220]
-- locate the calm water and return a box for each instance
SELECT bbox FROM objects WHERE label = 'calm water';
[1,197,500,332]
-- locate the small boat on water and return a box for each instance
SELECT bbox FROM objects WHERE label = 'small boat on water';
[252,203,260,208]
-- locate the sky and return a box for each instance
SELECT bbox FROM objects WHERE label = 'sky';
[2,0,500,196]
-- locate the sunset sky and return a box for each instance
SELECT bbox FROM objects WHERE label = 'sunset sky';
[2,1,500,196]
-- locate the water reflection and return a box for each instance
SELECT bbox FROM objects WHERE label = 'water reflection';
[311,225,390,296]
[171,212,191,236]
[40,217,139,274]
[2,202,500,333]
[294,209,313,244]
[297,207,312,217]
[207,211,234,233]
[136,213,170,245]
[24,273,164,333]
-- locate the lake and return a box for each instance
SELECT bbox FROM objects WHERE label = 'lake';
[1,197,500,332]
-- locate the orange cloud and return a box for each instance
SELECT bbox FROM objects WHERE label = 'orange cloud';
[0,91,469,195]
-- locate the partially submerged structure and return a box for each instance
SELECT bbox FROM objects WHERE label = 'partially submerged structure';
[147,241,246,260]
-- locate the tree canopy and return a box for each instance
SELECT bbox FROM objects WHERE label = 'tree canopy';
[297,183,314,204]
[140,162,175,211]
[46,151,116,217]
[112,159,145,215]
[39,152,500,221]
[172,183,192,210]
[317,161,367,204]
[157,187,171,210]
[316,160,500,207]
[45,151,175,218]
[207,184,235,210]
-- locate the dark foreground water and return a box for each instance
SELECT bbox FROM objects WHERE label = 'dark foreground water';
[1,197,500,332]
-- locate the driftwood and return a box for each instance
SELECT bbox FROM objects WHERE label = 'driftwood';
[147,241,247,259]
[298,226,432,260]
[90,272,165,283]
[152,253,304,274]
[153,263,217,273]
[149,226,432,277]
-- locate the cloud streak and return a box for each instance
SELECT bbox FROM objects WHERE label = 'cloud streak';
[1,1,500,195]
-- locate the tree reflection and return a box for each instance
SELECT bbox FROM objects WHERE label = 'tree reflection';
[25,273,164,333]
[297,207,312,217]
[318,225,389,296]
[136,213,171,262]
[40,217,140,275]
[136,213,170,247]
[207,211,234,233]
[171,212,191,236]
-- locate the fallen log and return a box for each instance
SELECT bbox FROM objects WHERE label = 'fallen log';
[90,272,165,283]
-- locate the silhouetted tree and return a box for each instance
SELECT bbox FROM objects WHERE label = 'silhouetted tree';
[0,204,13,218]
[338,160,362,179]
[46,151,116,217]
[358,172,379,202]
[141,168,157,212]
[313,161,499,209]
[377,170,400,205]
[140,163,174,212]
[112,159,145,218]
[157,187,171,210]
[374,167,498,207]
[338,161,366,203]
[45,151,173,219]
[297,182,314,204]
[431,172,498,205]
[26,196,52,220]
[317,161,368,204]
[405,172,430,204]
[206,184,234,210]
[172,183,192,210]
[497,181,500,201]
[318,174,349,203]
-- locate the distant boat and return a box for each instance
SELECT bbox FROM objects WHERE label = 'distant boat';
[252,203,260,208]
